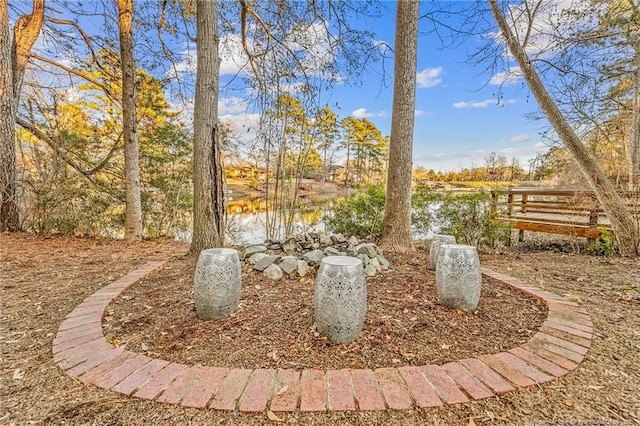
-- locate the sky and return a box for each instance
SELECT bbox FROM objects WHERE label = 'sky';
[15,0,555,174]
[209,2,555,174]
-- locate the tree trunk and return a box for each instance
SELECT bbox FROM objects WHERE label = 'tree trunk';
[190,0,225,254]
[631,45,640,190]
[379,0,419,252]
[489,0,639,255]
[118,0,143,240]
[0,0,44,232]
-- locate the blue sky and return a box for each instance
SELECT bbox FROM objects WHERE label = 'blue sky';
[15,0,552,174]
[213,2,551,173]
[334,7,549,173]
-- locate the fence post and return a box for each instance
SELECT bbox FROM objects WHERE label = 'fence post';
[587,202,599,251]
[519,193,528,242]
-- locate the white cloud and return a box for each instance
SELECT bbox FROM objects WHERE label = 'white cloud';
[534,141,549,149]
[373,39,391,55]
[489,66,523,86]
[453,98,516,109]
[415,110,424,117]
[219,97,248,115]
[453,99,496,109]
[219,33,248,75]
[416,67,443,89]
[509,134,530,143]
[351,108,386,119]
[220,113,261,144]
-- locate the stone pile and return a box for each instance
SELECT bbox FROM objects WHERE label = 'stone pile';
[238,233,390,280]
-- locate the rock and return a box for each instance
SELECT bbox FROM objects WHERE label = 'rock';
[245,244,268,257]
[357,253,370,266]
[346,244,358,257]
[331,234,347,244]
[369,256,381,272]
[357,243,378,258]
[264,264,283,280]
[253,255,280,272]
[348,235,359,245]
[247,253,268,265]
[278,256,299,274]
[303,249,325,268]
[267,243,282,251]
[297,260,310,276]
[323,247,341,256]
[320,235,333,247]
[376,254,390,270]
[364,264,377,277]
[282,237,300,254]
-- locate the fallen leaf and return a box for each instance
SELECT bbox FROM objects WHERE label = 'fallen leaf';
[441,344,451,350]
[399,348,415,359]
[105,332,114,343]
[13,369,24,380]
[587,385,604,390]
[468,418,476,426]
[275,385,289,396]
[564,400,574,407]
[267,410,283,422]
[141,343,149,351]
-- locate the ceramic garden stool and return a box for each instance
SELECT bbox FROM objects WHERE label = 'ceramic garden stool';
[435,244,482,312]
[314,256,367,343]
[429,234,456,270]
[193,248,242,320]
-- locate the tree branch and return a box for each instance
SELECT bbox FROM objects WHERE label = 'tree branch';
[16,116,114,191]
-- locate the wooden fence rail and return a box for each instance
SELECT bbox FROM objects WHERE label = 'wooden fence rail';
[490,189,640,243]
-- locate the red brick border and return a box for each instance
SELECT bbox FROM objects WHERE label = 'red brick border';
[53,262,592,412]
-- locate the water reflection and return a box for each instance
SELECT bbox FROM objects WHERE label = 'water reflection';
[225,195,339,245]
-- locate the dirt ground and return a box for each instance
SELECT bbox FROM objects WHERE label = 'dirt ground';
[1,232,639,425]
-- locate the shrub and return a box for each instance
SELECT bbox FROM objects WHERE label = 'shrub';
[592,228,619,256]
[323,184,386,241]
[437,191,511,248]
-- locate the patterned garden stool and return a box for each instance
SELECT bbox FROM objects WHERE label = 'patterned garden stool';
[314,256,367,343]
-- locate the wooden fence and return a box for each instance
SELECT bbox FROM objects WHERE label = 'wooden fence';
[490,189,640,243]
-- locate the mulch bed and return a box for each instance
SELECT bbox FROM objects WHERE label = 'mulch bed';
[107,249,546,370]
[2,233,639,425]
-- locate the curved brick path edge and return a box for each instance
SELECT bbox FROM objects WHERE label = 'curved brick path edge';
[53,261,593,412]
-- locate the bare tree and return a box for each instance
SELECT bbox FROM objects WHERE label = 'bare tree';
[379,0,419,252]
[117,0,143,240]
[488,0,639,255]
[1,0,44,231]
[190,0,224,254]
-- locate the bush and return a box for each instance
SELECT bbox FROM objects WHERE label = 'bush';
[437,191,511,248]
[411,182,443,237]
[323,184,386,241]
[325,185,511,248]
[592,228,619,256]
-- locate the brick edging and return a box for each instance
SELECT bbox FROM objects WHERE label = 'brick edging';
[53,262,593,412]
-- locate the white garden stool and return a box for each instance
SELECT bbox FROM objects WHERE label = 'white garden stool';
[314,256,367,343]
[429,234,456,270]
[435,244,482,312]
[193,248,242,320]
